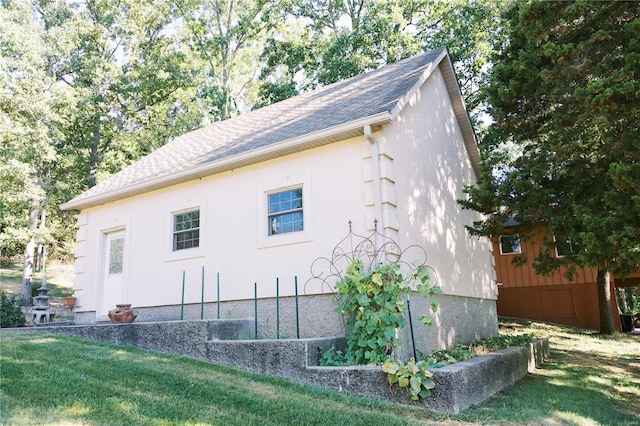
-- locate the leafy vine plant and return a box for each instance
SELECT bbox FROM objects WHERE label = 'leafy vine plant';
[310,222,442,400]
[329,256,443,400]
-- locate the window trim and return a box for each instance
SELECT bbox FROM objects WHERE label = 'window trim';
[499,234,521,255]
[165,200,206,262]
[257,176,312,248]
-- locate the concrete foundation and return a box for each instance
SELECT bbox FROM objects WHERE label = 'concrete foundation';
[74,292,498,360]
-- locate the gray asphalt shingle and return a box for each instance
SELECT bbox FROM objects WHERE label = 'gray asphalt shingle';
[64,48,448,208]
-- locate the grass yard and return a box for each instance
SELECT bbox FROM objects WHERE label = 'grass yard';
[1,320,639,425]
[0,262,74,298]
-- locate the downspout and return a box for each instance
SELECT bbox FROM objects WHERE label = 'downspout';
[364,125,385,237]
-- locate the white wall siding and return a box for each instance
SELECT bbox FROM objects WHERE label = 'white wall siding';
[381,66,496,301]
[74,137,371,314]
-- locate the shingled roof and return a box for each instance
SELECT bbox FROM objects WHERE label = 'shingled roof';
[62,47,479,210]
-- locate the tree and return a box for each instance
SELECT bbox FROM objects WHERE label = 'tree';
[60,0,199,189]
[1,0,202,302]
[0,0,75,304]
[257,0,506,123]
[175,0,281,119]
[460,1,640,334]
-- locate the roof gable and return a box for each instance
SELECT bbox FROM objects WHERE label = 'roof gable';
[62,47,479,210]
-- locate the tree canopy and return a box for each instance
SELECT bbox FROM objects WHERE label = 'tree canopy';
[460,0,640,334]
[1,0,505,304]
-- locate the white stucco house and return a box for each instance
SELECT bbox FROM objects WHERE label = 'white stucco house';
[61,48,498,356]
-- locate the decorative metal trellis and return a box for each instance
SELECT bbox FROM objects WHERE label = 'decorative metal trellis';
[304,220,437,296]
[304,220,438,359]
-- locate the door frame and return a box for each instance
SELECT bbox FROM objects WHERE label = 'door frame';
[97,226,129,319]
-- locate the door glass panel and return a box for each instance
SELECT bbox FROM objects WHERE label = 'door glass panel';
[109,237,124,275]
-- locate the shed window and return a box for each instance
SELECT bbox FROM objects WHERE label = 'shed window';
[554,236,572,257]
[173,210,200,251]
[268,188,303,235]
[499,234,521,255]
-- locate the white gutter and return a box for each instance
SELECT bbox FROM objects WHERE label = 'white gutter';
[364,124,385,241]
[61,112,392,210]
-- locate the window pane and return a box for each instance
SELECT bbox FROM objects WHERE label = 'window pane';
[499,234,521,254]
[269,212,303,235]
[267,188,303,236]
[173,210,200,251]
[109,237,124,274]
[555,236,572,257]
[268,189,303,214]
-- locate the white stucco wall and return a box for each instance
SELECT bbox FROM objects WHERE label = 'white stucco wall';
[377,66,496,301]
[71,65,495,328]
[73,137,373,319]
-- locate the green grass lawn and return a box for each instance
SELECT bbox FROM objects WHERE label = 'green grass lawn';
[0,263,74,298]
[1,320,639,425]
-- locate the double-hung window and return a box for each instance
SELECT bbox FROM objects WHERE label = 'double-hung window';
[173,210,200,251]
[268,188,303,235]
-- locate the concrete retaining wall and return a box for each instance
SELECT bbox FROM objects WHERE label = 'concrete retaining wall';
[73,293,499,362]
[4,320,549,413]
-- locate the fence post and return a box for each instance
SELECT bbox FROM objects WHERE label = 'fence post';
[407,297,417,361]
[180,271,185,321]
[295,275,300,339]
[200,266,205,320]
[217,271,220,320]
[254,282,258,339]
[276,277,280,339]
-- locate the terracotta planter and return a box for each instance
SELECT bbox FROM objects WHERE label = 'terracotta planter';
[108,304,137,323]
[62,297,76,309]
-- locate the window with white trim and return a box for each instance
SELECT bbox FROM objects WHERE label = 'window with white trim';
[554,235,572,257]
[499,234,521,254]
[173,209,200,251]
[268,188,303,236]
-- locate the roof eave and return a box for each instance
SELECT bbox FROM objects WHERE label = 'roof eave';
[61,112,392,211]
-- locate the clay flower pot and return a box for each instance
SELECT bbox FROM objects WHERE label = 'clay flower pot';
[62,297,76,309]
[108,304,137,323]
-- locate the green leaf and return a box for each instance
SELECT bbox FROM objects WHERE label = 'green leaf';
[410,376,422,392]
[398,376,409,388]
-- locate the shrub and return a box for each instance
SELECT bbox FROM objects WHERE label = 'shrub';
[1,291,26,328]
[333,259,441,365]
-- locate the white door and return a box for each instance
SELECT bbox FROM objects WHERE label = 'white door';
[100,230,126,317]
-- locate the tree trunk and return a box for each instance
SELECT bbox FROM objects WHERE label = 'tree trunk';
[616,288,629,313]
[36,169,51,271]
[596,269,616,335]
[21,189,40,306]
[89,115,101,188]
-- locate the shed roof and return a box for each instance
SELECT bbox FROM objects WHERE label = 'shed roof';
[62,47,479,210]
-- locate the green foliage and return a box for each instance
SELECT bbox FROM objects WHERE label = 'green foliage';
[461,0,640,334]
[0,291,26,328]
[333,259,440,365]
[258,0,506,124]
[429,334,534,365]
[318,346,349,367]
[382,358,436,401]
